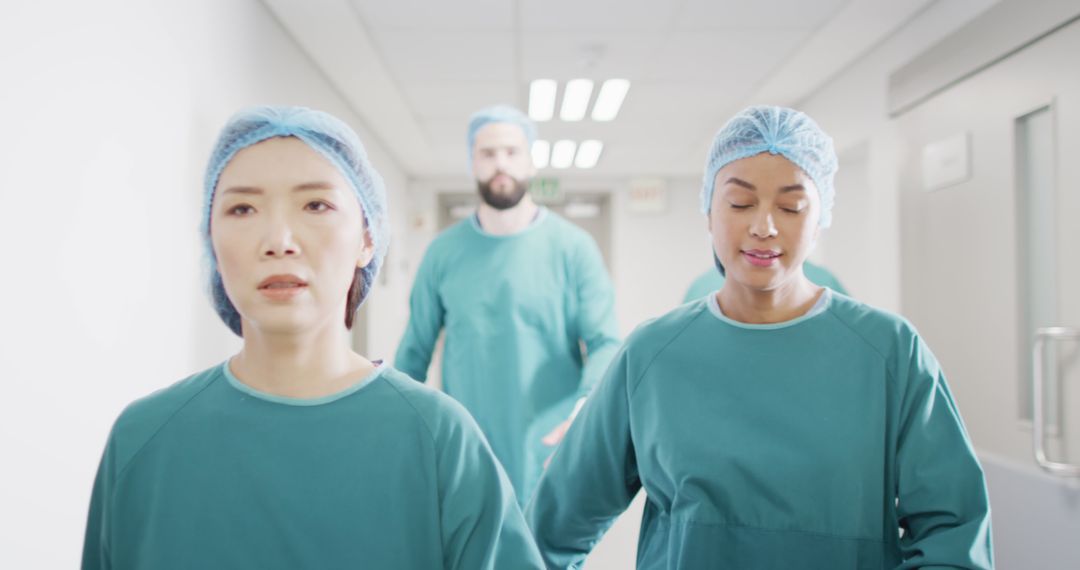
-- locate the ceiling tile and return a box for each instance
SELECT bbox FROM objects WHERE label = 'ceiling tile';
[401,81,521,120]
[369,31,516,82]
[640,30,808,82]
[520,0,681,32]
[674,0,849,31]
[350,0,513,32]
[619,82,745,118]
[520,32,665,79]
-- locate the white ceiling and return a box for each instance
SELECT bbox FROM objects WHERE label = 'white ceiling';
[263,0,936,178]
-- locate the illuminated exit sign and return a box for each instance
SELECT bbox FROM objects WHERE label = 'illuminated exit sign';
[530,177,564,204]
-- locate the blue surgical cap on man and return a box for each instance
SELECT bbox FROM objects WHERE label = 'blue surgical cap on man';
[466,105,537,166]
[701,105,838,228]
[201,105,389,336]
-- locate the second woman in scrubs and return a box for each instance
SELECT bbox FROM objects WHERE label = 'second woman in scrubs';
[526,106,992,569]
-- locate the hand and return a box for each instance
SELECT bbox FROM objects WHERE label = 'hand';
[542,419,572,469]
[541,398,587,468]
[542,418,572,448]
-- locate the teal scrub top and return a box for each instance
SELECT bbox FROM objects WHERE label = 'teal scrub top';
[395,210,620,502]
[82,363,544,570]
[526,290,993,569]
[684,260,849,302]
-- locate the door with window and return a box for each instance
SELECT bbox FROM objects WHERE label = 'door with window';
[895,17,1080,567]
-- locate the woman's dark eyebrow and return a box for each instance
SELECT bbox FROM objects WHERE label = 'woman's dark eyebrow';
[725,178,805,193]
[724,177,755,190]
[294,181,336,191]
[222,186,262,195]
[223,182,336,194]
[222,182,336,195]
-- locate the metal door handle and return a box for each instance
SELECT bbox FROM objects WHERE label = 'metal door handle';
[1033,327,1080,477]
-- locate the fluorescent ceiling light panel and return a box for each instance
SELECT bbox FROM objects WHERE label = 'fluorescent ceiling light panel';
[560,79,593,121]
[529,79,557,121]
[574,140,603,169]
[550,140,577,169]
[531,140,551,169]
[591,79,630,121]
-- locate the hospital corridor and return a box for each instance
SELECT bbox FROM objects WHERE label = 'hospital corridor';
[2,0,1080,568]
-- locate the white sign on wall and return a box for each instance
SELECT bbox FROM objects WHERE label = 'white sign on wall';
[627,177,668,214]
[921,132,971,191]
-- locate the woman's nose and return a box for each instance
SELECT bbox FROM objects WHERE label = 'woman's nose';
[749,211,778,239]
[260,219,301,258]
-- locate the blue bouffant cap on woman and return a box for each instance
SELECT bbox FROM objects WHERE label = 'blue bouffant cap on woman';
[701,105,838,227]
[201,105,389,336]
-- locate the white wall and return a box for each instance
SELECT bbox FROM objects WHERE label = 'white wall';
[608,177,714,332]
[796,0,1001,313]
[0,1,409,566]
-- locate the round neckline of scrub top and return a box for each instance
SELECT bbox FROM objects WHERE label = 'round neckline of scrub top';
[468,206,549,239]
[221,360,387,406]
[706,287,831,330]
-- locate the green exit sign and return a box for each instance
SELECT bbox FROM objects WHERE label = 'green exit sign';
[529,177,564,204]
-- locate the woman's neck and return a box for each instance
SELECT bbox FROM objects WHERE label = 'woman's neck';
[230,322,374,399]
[716,275,823,325]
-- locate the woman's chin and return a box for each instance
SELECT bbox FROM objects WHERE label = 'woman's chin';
[727,269,788,292]
[240,313,325,337]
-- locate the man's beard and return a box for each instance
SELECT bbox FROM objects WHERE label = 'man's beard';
[477,173,529,210]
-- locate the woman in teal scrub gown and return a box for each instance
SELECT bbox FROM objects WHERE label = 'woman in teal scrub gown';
[525,106,993,569]
[81,106,543,570]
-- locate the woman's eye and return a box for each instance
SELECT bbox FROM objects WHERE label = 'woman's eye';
[227,204,254,216]
[780,204,806,214]
[728,203,753,210]
[305,200,333,212]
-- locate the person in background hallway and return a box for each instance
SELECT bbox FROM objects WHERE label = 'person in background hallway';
[82,106,543,570]
[526,105,993,569]
[684,258,847,302]
[395,105,621,505]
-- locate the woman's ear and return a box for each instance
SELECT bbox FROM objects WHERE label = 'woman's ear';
[356,228,375,269]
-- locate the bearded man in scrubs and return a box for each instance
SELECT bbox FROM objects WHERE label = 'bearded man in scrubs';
[395,105,621,505]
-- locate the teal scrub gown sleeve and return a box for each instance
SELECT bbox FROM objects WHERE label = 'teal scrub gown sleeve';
[894,334,994,569]
[82,437,115,570]
[525,346,641,569]
[437,400,545,569]
[395,247,445,382]
[572,237,620,399]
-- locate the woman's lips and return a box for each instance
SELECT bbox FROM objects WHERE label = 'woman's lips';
[259,285,306,300]
[742,250,781,268]
[258,275,308,300]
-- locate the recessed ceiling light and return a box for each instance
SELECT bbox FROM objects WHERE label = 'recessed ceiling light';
[560,79,594,121]
[591,79,630,121]
[550,140,577,169]
[574,140,603,169]
[529,79,557,121]
[531,140,551,169]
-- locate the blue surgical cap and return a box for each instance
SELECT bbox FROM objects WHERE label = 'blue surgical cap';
[202,105,389,336]
[466,105,537,164]
[701,105,838,228]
